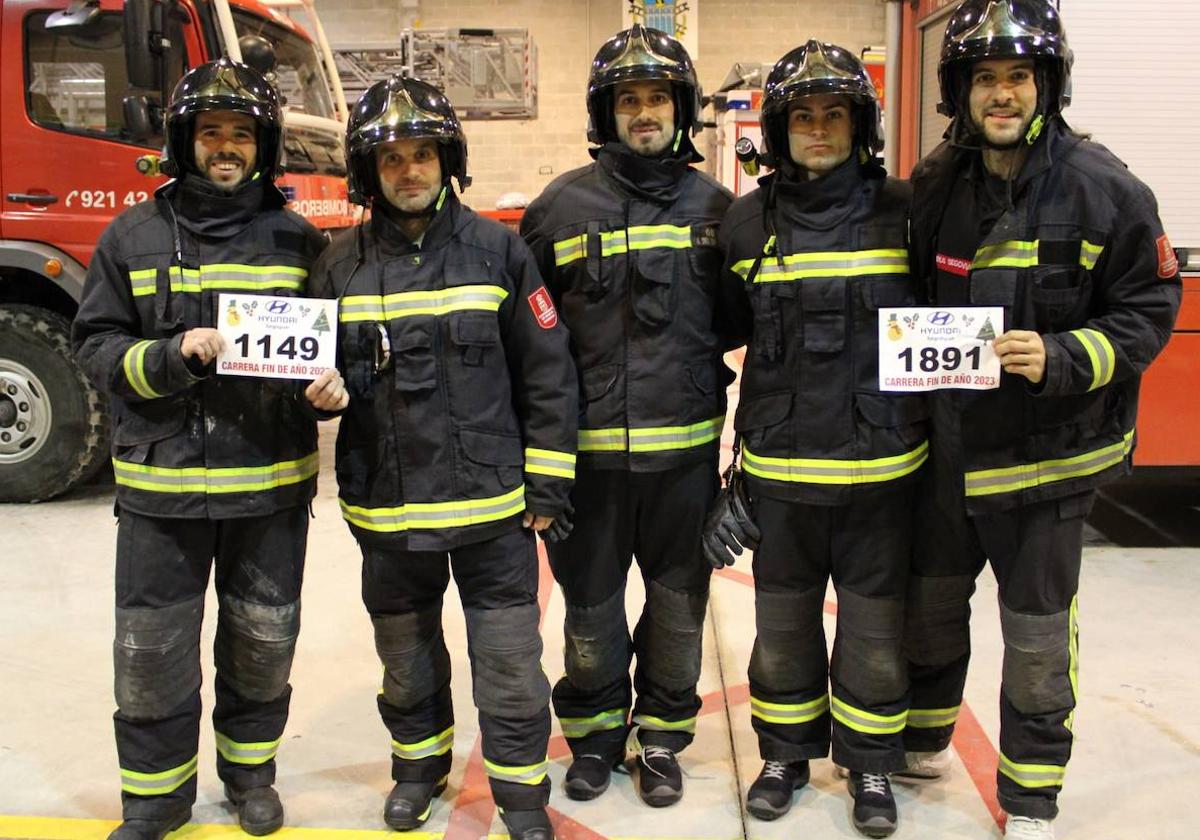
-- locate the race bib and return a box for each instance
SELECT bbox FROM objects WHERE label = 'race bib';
[216,294,338,381]
[878,306,1003,392]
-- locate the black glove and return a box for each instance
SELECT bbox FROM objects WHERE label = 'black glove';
[538,503,575,544]
[702,466,761,569]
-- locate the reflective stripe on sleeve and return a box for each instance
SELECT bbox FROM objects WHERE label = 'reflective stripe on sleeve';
[112,452,319,494]
[392,726,454,761]
[1069,328,1116,391]
[524,447,576,479]
[120,755,199,796]
[998,753,1067,789]
[963,429,1134,498]
[559,707,629,739]
[339,486,527,533]
[830,696,907,736]
[215,731,280,766]
[749,694,830,725]
[339,285,509,322]
[122,340,162,399]
[742,441,928,486]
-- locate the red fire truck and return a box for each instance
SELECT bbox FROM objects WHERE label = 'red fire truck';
[0,0,353,501]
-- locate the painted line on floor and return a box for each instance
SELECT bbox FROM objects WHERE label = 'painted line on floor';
[0,816,443,839]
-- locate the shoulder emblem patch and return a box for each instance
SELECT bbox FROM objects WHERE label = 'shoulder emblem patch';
[1156,234,1179,279]
[528,286,558,329]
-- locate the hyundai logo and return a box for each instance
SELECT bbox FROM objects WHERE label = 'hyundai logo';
[267,300,292,315]
[928,311,955,326]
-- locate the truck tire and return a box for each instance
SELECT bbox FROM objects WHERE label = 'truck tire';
[0,305,110,502]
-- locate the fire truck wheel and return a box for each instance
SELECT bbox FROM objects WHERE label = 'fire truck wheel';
[0,305,109,502]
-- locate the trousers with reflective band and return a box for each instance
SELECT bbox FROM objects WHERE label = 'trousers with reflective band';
[392,726,454,760]
[127,264,307,297]
[743,440,928,486]
[969,238,1105,271]
[731,247,910,282]
[215,731,280,766]
[578,416,723,453]
[558,707,628,739]
[964,429,1133,499]
[113,452,319,495]
[552,224,694,266]
[339,284,509,321]
[340,485,526,533]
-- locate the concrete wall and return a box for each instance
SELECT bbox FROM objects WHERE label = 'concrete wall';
[319,0,885,209]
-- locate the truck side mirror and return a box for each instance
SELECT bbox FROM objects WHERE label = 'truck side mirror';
[123,94,160,142]
[124,0,161,91]
[239,35,278,77]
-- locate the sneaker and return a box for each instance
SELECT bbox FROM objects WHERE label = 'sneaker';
[224,784,284,836]
[564,754,614,801]
[383,776,448,831]
[892,749,952,785]
[634,745,683,807]
[1005,815,1055,839]
[106,808,191,840]
[848,772,898,838]
[498,806,555,840]
[746,760,810,821]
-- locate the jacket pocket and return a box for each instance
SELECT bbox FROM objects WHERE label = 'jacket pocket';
[632,248,679,328]
[855,392,928,448]
[862,278,916,310]
[801,277,847,353]
[460,427,524,490]
[734,391,791,451]
[687,360,718,397]
[450,312,500,367]
[113,398,188,465]
[391,321,438,393]
[581,363,620,402]
[1029,266,1091,333]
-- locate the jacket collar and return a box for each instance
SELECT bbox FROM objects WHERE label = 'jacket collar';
[367,188,469,256]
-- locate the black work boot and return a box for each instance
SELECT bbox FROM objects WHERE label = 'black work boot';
[106,808,191,840]
[383,777,447,831]
[498,805,555,840]
[224,783,284,836]
[563,754,616,801]
[634,745,683,807]
[847,771,898,838]
[746,760,810,821]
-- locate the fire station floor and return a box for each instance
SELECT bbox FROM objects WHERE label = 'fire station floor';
[2,420,1199,840]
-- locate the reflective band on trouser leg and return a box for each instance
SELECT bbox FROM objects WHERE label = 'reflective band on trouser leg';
[830,696,907,736]
[1069,328,1116,391]
[559,707,629,740]
[112,452,320,494]
[998,753,1066,789]
[905,705,961,729]
[484,757,549,786]
[730,248,909,282]
[964,430,1134,498]
[339,285,509,322]
[122,340,163,400]
[392,726,454,761]
[1066,597,1080,731]
[524,447,576,479]
[743,441,928,485]
[341,486,527,533]
[120,755,199,796]
[750,694,830,726]
[578,417,723,454]
[215,732,280,766]
[632,713,697,735]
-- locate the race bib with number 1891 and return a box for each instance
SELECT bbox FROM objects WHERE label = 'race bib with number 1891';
[878,306,1003,392]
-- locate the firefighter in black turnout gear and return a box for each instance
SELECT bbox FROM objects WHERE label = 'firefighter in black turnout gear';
[520,25,733,808]
[899,3,1181,837]
[72,59,344,840]
[708,42,924,838]
[309,74,576,840]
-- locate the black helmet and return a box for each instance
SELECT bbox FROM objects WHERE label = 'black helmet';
[345,73,469,207]
[938,0,1073,120]
[162,57,282,180]
[586,24,703,153]
[761,40,883,170]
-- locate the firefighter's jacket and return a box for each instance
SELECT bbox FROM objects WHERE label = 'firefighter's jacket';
[912,118,1182,512]
[309,194,577,551]
[720,158,928,505]
[72,176,327,519]
[520,143,735,472]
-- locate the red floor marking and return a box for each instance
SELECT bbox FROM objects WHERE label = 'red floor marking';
[951,700,1004,827]
[548,807,611,840]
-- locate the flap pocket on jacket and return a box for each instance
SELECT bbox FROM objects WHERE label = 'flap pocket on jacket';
[863,279,915,310]
[581,363,620,401]
[801,277,846,353]
[451,312,500,366]
[114,399,188,447]
[734,391,792,431]
[969,268,1018,306]
[391,321,437,392]
[460,428,524,466]
[687,360,717,397]
[632,247,679,328]
[855,392,929,428]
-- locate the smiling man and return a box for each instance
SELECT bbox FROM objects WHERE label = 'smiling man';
[901,3,1181,838]
[521,24,734,809]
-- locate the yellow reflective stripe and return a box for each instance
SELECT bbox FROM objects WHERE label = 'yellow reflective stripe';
[599,230,629,257]
[830,696,907,735]
[339,285,509,322]
[632,713,697,734]
[1069,328,1116,391]
[524,447,576,479]
[1065,596,1080,732]
[128,265,306,297]
[339,486,526,533]
[392,726,454,760]
[732,248,909,282]
[552,225,691,267]
[215,731,280,766]
[626,224,691,250]
[578,427,629,452]
[579,417,723,454]
[553,234,587,266]
[973,239,1039,270]
[559,707,628,739]
[120,755,198,796]
[750,694,830,725]
[483,757,549,785]
[112,452,319,494]
[743,440,928,486]
[1079,240,1105,270]
[998,753,1066,789]
[128,268,157,297]
[122,340,162,399]
[964,429,1134,497]
[905,705,960,729]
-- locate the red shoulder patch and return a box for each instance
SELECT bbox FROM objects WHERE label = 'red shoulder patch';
[528,286,558,329]
[1157,234,1179,279]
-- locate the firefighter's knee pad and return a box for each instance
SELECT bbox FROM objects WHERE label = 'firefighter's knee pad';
[214,593,300,703]
[372,606,450,710]
[640,580,708,692]
[563,588,629,692]
[114,596,203,720]
[904,574,975,667]
[465,604,550,719]
[832,589,906,706]
[999,600,1075,715]
[748,586,827,691]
